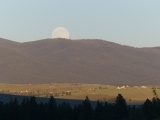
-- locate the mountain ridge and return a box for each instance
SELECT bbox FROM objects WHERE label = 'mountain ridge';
[0,38,160,85]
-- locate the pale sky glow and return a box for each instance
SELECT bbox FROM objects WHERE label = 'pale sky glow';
[0,0,160,47]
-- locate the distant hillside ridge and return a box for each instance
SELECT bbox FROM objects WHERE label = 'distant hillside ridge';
[0,38,160,85]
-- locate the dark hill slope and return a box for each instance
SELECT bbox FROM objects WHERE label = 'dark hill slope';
[0,38,160,85]
[0,38,20,48]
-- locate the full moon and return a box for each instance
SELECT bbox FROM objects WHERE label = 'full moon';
[52,27,70,39]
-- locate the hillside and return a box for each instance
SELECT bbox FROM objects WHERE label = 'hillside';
[0,38,160,85]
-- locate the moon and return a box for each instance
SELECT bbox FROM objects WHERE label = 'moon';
[52,27,70,39]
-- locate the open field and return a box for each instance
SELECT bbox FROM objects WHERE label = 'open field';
[0,83,158,104]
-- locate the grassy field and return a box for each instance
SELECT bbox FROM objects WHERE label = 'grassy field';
[0,83,158,104]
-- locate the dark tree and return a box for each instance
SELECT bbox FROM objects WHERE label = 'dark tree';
[2,94,160,120]
[38,102,46,120]
[128,106,144,120]
[94,101,105,120]
[6,98,19,120]
[47,96,58,120]
[103,101,112,119]
[28,96,38,120]
[143,98,153,120]
[152,87,158,98]
[72,105,79,120]
[151,97,160,118]
[80,96,93,120]
[115,94,128,119]
[58,102,72,120]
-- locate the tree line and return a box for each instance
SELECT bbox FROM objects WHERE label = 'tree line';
[0,94,160,120]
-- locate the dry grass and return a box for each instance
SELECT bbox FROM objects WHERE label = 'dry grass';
[0,83,158,103]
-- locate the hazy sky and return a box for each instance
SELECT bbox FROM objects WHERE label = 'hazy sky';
[0,0,160,47]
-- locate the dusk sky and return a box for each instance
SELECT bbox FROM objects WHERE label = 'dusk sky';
[0,0,160,47]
